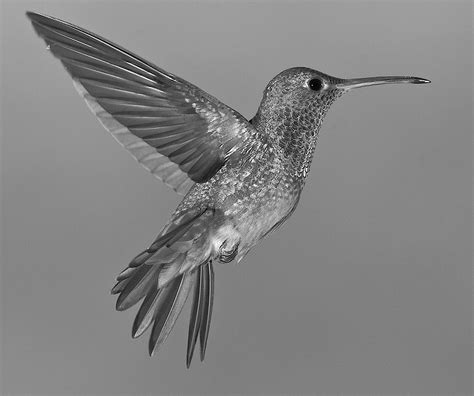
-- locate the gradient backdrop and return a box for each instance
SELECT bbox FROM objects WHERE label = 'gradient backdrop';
[1,1,472,395]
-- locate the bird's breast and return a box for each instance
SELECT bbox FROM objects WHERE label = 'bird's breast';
[177,148,302,261]
[216,170,301,261]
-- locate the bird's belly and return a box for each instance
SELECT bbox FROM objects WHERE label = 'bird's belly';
[225,189,300,262]
[179,161,301,262]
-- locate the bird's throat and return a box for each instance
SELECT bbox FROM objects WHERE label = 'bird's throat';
[252,109,324,185]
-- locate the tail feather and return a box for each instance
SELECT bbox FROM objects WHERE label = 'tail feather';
[116,265,159,311]
[185,261,215,367]
[157,258,184,288]
[132,286,161,338]
[112,208,218,364]
[148,273,193,356]
[199,262,214,361]
[111,265,141,294]
[186,266,204,367]
[127,209,205,268]
[116,266,136,281]
[111,278,129,295]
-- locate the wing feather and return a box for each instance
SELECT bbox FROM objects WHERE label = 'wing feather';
[27,12,262,194]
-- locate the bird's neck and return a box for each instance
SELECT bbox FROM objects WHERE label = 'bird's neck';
[251,106,328,185]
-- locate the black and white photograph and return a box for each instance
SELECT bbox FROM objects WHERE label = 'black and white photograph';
[1,1,472,395]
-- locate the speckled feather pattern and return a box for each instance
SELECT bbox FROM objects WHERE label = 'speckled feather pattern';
[27,12,430,366]
[175,68,344,260]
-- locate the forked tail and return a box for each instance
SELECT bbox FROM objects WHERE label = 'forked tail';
[111,208,218,367]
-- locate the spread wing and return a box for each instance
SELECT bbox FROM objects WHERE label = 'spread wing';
[27,12,260,194]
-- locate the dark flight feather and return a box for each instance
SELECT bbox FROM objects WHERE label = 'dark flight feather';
[148,274,193,356]
[132,286,161,339]
[199,262,214,361]
[26,11,260,194]
[186,266,204,368]
[115,264,158,311]
[108,208,215,360]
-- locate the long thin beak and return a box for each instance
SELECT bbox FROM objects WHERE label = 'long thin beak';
[335,76,431,90]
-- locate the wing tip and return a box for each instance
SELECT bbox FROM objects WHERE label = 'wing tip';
[25,10,39,20]
[26,11,54,24]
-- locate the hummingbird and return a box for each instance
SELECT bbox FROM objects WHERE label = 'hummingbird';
[27,11,430,367]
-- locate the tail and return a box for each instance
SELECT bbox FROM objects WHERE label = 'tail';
[111,208,218,367]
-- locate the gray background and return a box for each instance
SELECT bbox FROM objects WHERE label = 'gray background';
[1,1,472,395]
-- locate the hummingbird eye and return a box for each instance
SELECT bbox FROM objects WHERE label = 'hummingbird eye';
[308,78,323,92]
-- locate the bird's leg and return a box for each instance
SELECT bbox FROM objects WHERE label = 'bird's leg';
[210,222,241,264]
[218,239,240,263]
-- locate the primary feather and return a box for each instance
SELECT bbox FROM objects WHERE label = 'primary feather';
[26,11,260,194]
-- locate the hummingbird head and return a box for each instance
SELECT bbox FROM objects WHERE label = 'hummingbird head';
[257,67,430,126]
[252,67,430,180]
